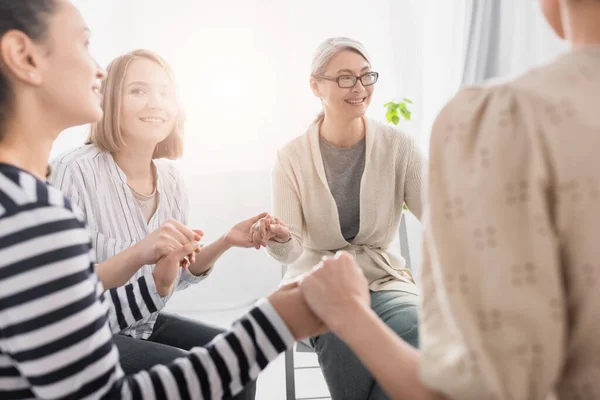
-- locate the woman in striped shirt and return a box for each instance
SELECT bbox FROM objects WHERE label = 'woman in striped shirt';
[0,0,324,398]
[49,49,271,399]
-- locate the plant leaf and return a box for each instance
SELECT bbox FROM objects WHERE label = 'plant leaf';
[386,110,397,123]
[403,98,413,104]
[400,108,411,120]
[392,115,400,125]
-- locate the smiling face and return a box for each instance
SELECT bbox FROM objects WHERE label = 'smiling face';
[0,0,106,132]
[119,57,178,148]
[310,50,375,121]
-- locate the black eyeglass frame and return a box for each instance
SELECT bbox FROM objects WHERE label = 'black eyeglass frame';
[314,71,379,88]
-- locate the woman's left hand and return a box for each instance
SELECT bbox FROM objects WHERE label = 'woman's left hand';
[249,215,290,249]
[224,212,270,248]
[299,252,370,336]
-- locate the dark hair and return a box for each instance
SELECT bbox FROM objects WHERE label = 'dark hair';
[0,0,57,133]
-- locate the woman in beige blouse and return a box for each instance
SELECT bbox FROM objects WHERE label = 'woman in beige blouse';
[298,0,600,399]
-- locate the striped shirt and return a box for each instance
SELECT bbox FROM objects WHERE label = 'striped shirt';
[0,162,294,399]
[49,145,204,339]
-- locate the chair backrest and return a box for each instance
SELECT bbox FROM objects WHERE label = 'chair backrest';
[399,213,411,270]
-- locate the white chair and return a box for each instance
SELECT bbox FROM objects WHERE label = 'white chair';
[283,214,412,400]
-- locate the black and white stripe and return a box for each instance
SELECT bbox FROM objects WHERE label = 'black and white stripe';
[0,164,294,399]
[49,145,204,339]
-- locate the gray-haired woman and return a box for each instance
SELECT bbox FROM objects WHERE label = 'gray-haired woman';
[250,37,425,400]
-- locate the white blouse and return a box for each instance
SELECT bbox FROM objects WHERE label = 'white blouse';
[50,144,207,339]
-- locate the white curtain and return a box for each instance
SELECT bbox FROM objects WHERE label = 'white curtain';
[385,0,469,277]
[495,0,568,79]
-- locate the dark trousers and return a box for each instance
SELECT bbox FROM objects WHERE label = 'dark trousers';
[114,312,256,400]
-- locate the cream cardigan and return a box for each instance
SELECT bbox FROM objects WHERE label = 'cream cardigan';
[267,117,425,293]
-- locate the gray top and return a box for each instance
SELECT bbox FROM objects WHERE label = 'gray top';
[319,135,366,241]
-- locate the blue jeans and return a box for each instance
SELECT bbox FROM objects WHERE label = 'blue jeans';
[114,312,256,400]
[310,290,419,400]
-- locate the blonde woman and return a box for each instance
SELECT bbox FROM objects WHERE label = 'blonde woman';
[251,38,425,399]
[50,49,263,399]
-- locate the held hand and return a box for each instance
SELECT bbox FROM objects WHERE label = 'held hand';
[299,252,370,336]
[153,241,200,297]
[249,215,290,249]
[223,212,269,248]
[268,282,327,340]
[134,218,203,267]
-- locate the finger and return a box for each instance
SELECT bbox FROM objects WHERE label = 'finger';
[155,236,180,259]
[192,229,204,241]
[164,235,183,254]
[252,232,262,250]
[168,242,199,263]
[269,224,288,238]
[259,220,269,245]
[251,212,270,224]
[169,219,198,243]
[180,256,190,269]
[279,281,299,290]
[310,261,325,273]
[251,231,262,250]
[334,250,350,259]
[164,224,190,246]
[273,216,287,227]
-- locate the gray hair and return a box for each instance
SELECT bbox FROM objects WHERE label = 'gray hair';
[311,37,371,123]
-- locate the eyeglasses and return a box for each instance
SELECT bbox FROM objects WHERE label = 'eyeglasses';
[315,71,379,88]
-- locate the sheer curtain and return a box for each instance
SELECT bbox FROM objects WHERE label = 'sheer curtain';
[55,0,471,310]
[386,0,469,277]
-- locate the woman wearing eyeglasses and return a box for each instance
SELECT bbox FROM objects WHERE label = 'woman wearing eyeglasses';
[250,37,425,399]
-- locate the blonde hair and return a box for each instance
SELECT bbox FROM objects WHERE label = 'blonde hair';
[88,49,185,159]
[310,37,371,123]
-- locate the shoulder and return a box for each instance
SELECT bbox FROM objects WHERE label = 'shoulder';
[437,53,583,131]
[428,73,560,183]
[154,158,185,192]
[278,128,311,160]
[368,118,417,151]
[275,123,315,170]
[0,166,82,225]
[51,144,103,168]
[154,158,181,179]
[49,144,104,181]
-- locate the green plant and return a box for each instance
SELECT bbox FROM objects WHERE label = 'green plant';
[384,98,413,125]
[386,98,413,212]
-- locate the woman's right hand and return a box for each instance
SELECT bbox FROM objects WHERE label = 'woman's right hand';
[153,242,200,297]
[249,215,290,249]
[299,252,371,337]
[133,218,203,267]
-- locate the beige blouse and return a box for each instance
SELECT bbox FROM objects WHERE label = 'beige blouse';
[419,48,600,399]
